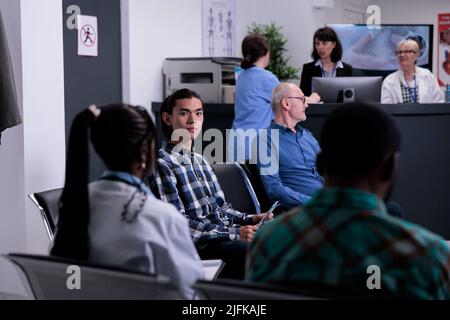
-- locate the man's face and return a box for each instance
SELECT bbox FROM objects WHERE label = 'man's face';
[164,97,204,141]
[285,87,308,123]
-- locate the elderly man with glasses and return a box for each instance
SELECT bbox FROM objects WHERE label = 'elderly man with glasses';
[254,82,324,209]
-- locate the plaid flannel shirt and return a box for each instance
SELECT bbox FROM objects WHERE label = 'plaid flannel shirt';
[247,187,450,299]
[401,82,420,103]
[155,143,253,244]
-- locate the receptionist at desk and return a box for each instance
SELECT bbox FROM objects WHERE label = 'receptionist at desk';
[381,39,445,104]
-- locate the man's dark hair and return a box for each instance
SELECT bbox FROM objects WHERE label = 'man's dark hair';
[311,27,343,63]
[318,103,401,180]
[160,88,203,140]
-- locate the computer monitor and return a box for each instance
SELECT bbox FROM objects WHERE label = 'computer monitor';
[311,76,383,103]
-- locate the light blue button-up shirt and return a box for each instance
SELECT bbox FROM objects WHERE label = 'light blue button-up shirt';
[230,66,279,161]
[257,121,324,208]
[315,59,344,78]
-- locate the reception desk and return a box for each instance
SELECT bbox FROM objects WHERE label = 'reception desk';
[152,102,450,239]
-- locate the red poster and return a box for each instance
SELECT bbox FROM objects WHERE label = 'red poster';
[438,13,450,86]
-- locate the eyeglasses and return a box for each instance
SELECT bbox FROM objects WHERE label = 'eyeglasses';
[396,50,417,56]
[285,96,306,104]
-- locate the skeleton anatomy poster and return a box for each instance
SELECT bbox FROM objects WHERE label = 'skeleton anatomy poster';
[202,0,236,57]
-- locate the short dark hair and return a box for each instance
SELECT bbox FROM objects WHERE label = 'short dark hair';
[241,34,271,69]
[311,27,343,63]
[160,89,203,140]
[318,104,401,180]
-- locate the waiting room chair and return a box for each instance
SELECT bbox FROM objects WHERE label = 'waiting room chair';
[211,162,261,214]
[193,278,390,300]
[3,253,183,300]
[240,163,290,215]
[193,279,327,300]
[28,188,63,241]
[238,163,272,212]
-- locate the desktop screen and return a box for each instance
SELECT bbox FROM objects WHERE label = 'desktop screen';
[311,76,383,103]
[328,24,433,78]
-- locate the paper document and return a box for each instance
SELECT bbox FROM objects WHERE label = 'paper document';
[201,259,225,280]
[257,201,280,226]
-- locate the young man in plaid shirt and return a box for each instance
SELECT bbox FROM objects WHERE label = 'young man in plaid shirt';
[247,104,450,299]
[155,89,273,279]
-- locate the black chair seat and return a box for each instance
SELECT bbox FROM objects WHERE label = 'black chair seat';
[211,162,260,214]
[4,253,182,300]
[28,188,63,240]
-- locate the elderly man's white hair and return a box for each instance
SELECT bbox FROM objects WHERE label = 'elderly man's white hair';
[271,82,298,114]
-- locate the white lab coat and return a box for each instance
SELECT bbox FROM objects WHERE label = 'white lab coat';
[381,66,444,104]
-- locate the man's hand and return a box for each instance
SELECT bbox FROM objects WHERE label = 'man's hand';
[307,92,321,103]
[252,212,274,225]
[240,225,258,242]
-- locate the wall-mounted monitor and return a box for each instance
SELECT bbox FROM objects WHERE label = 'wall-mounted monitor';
[328,24,434,78]
[312,76,383,103]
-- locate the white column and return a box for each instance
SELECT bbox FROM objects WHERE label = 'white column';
[0,0,26,296]
[0,0,65,295]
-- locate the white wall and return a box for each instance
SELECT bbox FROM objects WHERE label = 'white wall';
[121,0,257,112]
[121,0,372,110]
[251,0,316,77]
[21,0,66,253]
[0,0,65,295]
[376,0,449,76]
[0,0,25,296]
[122,0,202,113]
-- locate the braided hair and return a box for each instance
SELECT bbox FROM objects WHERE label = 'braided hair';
[51,104,155,260]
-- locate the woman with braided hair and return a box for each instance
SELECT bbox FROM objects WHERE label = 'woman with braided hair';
[51,103,203,299]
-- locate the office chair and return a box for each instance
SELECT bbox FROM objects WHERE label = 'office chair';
[193,278,393,300]
[211,162,261,214]
[28,188,63,241]
[238,163,272,212]
[3,253,183,300]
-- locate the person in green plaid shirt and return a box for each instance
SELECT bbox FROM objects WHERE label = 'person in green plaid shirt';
[247,103,450,299]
